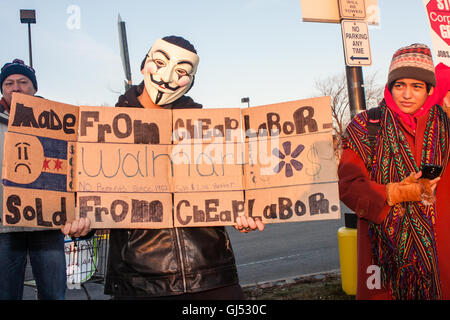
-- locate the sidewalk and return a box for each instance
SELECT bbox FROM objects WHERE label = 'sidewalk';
[22,269,341,300]
[23,254,111,300]
[23,281,111,300]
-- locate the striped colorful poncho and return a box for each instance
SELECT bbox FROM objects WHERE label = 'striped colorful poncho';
[343,100,450,299]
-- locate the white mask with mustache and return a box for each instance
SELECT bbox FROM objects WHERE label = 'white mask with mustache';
[141,39,199,105]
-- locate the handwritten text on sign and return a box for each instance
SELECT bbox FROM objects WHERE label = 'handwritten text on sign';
[2,93,340,228]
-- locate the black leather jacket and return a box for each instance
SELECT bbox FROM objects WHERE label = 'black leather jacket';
[104,83,239,298]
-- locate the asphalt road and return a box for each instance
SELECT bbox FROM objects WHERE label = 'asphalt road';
[23,204,350,299]
[228,213,346,286]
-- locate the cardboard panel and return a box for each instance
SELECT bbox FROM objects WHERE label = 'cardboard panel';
[172,108,243,145]
[242,97,333,141]
[77,192,173,228]
[2,132,72,192]
[172,107,246,227]
[172,141,244,193]
[2,186,75,228]
[75,142,172,193]
[245,183,340,224]
[9,93,78,141]
[78,106,172,144]
[243,134,337,190]
[174,190,245,227]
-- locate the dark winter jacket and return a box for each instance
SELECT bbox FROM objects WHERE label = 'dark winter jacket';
[104,82,240,298]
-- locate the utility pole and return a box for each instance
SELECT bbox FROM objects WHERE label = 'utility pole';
[241,97,250,108]
[20,9,36,68]
[118,14,132,92]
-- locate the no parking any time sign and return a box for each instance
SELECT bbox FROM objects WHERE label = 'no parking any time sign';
[341,20,372,66]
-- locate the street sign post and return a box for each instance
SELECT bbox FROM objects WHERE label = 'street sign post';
[341,20,372,66]
[423,0,450,66]
[299,0,377,116]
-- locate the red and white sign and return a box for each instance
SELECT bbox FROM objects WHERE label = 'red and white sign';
[423,0,450,66]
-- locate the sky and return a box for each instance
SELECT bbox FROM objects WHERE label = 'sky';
[0,0,435,109]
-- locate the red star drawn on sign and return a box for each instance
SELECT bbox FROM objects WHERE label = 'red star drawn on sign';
[54,159,63,171]
[43,158,51,170]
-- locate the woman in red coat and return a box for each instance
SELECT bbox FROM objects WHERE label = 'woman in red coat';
[338,43,450,300]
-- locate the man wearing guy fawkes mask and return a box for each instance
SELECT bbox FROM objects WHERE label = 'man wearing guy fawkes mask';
[116,36,201,110]
[104,36,264,300]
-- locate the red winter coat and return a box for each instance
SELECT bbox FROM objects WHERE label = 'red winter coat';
[339,110,450,300]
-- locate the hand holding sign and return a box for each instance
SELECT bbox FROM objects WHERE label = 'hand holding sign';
[234,216,264,233]
[61,217,91,238]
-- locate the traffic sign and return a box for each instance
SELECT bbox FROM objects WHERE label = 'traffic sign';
[341,20,372,66]
[339,0,366,20]
[423,0,450,66]
[299,0,379,25]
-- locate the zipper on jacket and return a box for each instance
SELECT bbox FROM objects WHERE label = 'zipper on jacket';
[174,227,187,293]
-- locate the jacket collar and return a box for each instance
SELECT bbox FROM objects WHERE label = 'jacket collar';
[0,97,9,125]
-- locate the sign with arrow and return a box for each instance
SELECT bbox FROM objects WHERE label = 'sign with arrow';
[341,19,372,66]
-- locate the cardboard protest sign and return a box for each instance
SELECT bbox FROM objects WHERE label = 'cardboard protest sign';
[172,108,243,144]
[2,93,77,228]
[174,191,245,227]
[78,106,172,144]
[75,142,172,194]
[172,108,245,226]
[2,186,75,228]
[7,93,78,141]
[3,132,72,192]
[245,184,340,224]
[75,106,173,228]
[241,97,340,223]
[77,192,172,229]
[2,93,340,229]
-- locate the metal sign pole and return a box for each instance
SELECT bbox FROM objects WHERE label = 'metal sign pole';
[20,9,36,68]
[27,23,33,68]
[339,2,371,117]
[345,66,366,117]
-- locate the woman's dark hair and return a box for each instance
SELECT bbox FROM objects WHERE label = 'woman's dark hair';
[388,81,433,94]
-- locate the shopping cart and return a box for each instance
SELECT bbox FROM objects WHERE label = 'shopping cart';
[65,230,109,299]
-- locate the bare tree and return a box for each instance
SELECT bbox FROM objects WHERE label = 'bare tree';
[314,71,384,158]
